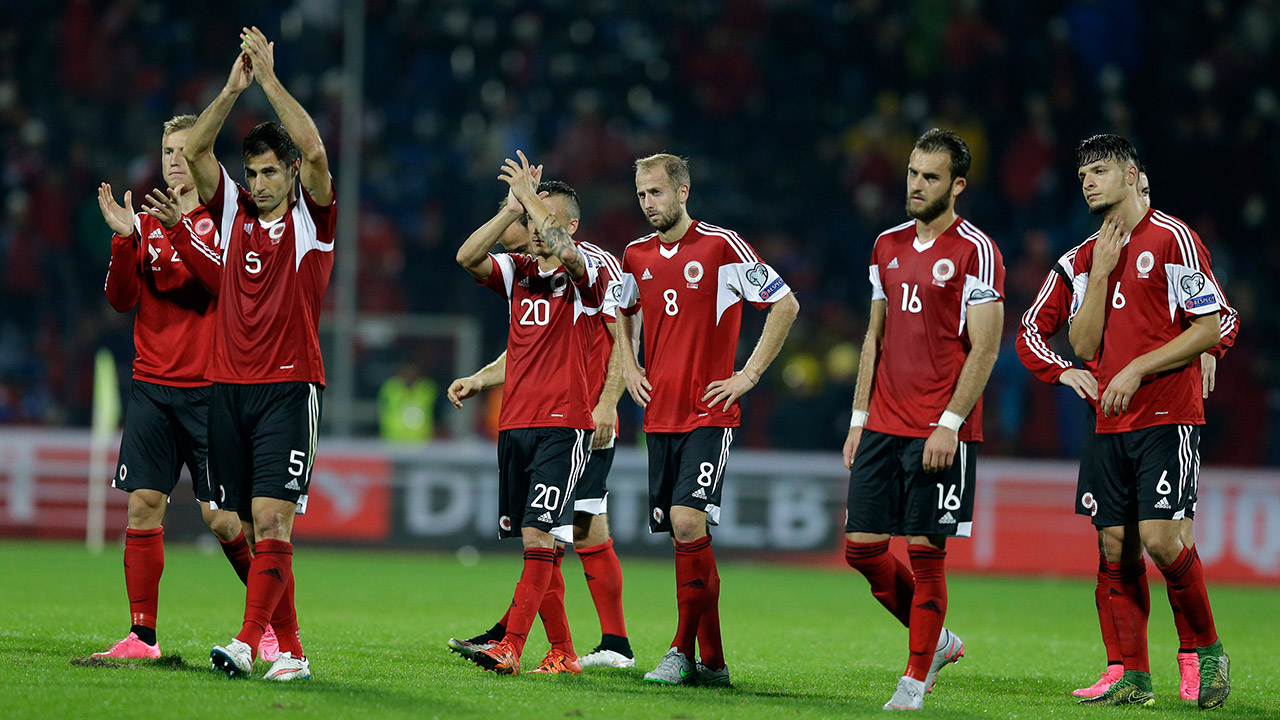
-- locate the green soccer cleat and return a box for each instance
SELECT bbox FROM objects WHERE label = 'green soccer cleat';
[1077,673,1155,707]
[1197,643,1230,709]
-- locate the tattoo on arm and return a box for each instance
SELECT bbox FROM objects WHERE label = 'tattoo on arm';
[540,217,585,276]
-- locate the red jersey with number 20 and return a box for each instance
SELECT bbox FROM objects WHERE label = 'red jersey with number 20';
[484,253,605,431]
[1069,208,1229,433]
[617,221,792,433]
[866,217,1005,443]
[186,164,336,386]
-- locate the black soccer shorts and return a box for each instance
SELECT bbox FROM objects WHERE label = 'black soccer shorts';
[496,427,593,542]
[845,430,977,538]
[645,427,734,534]
[207,382,322,515]
[1091,424,1200,528]
[574,445,614,516]
[113,380,213,501]
[1076,404,1100,518]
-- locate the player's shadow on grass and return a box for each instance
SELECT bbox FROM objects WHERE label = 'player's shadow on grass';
[69,653,207,674]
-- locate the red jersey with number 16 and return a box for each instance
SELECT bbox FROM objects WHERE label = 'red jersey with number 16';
[617,221,793,433]
[175,164,336,386]
[866,217,1005,443]
[483,253,605,431]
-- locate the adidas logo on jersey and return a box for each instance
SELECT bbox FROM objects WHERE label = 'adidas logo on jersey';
[518,277,529,287]
[692,488,707,500]
[887,257,899,269]
[148,229,164,239]
[641,269,653,280]
[537,512,553,524]
[1154,497,1171,510]
[285,479,301,491]
[939,511,957,524]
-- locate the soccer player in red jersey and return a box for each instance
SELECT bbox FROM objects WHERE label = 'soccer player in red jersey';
[91,115,268,661]
[454,154,607,675]
[1016,169,1238,702]
[841,129,1004,710]
[175,28,335,682]
[446,182,635,670]
[1067,135,1231,709]
[613,154,800,686]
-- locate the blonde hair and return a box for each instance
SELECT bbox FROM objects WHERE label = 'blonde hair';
[634,153,690,190]
[162,114,198,140]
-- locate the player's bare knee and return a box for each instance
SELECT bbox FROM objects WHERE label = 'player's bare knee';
[521,526,556,550]
[202,507,242,542]
[669,507,707,543]
[126,489,167,529]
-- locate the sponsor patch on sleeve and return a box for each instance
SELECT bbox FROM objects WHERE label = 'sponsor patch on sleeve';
[759,277,786,300]
[1185,294,1217,310]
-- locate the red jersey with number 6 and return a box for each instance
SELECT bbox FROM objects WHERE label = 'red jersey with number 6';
[483,253,605,431]
[174,164,336,386]
[866,218,1005,442]
[1068,208,1231,433]
[616,221,793,433]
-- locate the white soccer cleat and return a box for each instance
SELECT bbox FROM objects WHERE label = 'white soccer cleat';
[580,647,636,669]
[210,639,253,678]
[642,648,694,685]
[883,675,925,711]
[263,651,311,681]
[923,628,964,693]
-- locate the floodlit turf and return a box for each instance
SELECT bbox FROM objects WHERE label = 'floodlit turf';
[0,540,1276,719]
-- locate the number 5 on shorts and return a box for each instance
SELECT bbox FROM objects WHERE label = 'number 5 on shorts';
[288,449,306,478]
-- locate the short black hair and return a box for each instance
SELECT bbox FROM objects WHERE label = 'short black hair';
[243,121,300,167]
[913,128,971,180]
[537,180,581,221]
[1076,134,1140,172]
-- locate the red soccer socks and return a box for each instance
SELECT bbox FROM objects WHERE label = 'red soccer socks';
[577,539,627,639]
[845,539,914,628]
[1094,553,1123,665]
[1106,559,1152,673]
[236,538,293,654]
[124,526,165,645]
[537,547,575,656]
[218,530,254,586]
[1158,546,1218,648]
[905,544,948,682]
[504,547,557,657]
[671,536,717,662]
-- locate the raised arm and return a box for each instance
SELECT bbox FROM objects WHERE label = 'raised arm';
[499,152,586,279]
[446,351,507,409]
[456,201,525,282]
[703,292,800,411]
[99,183,141,312]
[1069,216,1125,361]
[843,299,887,469]
[186,53,253,203]
[240,27,332,206]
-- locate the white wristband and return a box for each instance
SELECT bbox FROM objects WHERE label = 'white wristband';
[938,411,964,432]
[850,410,868,429]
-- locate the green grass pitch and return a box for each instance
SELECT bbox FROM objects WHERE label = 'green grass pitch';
[0,540,1275,719]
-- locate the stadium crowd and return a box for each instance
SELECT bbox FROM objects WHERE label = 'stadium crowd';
[0,0,1276,464]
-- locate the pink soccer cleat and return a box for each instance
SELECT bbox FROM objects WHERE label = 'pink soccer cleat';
[92,632,161,660]
[1178,652,1200,701]
[1072,665,1123,698]
[258,625,281,663]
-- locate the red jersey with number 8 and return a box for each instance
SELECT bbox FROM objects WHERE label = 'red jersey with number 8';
[616,221,792,433]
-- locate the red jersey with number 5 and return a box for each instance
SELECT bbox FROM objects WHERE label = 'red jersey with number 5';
[483,253,605,431]
[175,164,336,386]
[616,221,792,433]
[1068,208,1230,433]
[866,218,1005,442]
